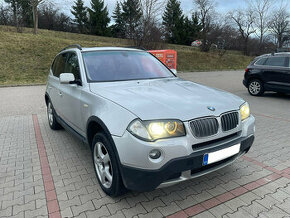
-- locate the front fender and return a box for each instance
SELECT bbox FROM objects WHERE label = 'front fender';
[82,90,137,137]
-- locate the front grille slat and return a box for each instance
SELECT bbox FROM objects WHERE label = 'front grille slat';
[190,118,219,138]
[190,111,239,138]
[221,112,239,132]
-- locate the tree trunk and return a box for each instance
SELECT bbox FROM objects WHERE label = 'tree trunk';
[278,35,283,48]
[244,37,248,56]
[32,6,38,34]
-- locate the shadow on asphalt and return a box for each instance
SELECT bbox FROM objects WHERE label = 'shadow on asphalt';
[261,92,290,100]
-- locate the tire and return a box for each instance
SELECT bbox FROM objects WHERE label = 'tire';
[92,133,126,196]
[248,79,264,96]
[47,101,62,130]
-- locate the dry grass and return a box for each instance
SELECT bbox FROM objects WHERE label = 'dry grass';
[0,26,252,85]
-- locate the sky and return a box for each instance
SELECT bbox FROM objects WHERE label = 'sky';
[1,0,289,18]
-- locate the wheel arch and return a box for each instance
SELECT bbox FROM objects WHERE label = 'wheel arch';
[247,76,264,86]
[45,93,50,106]
[86,116,116,151]
[86,116,126,179]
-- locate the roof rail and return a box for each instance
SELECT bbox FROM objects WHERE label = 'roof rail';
[61,44,82,51]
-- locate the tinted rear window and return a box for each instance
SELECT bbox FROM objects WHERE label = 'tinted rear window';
[82,51,174,82]
[265,57,287,67]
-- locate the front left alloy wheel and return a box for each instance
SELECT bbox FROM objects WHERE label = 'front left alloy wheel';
[94,141,113,189]
[92,133,126,196]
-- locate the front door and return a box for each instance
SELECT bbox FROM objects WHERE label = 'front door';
[58,52,84,135]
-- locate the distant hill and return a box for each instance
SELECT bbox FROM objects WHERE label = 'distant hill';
[0,26,252,85]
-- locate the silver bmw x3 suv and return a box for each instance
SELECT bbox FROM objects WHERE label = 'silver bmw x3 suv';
[45,45,255,196]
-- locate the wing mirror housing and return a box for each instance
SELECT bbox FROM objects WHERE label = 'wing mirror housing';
[60,73,75,84]
[171,69,177,75]
[59,73,82,86]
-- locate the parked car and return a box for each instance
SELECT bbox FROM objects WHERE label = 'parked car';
[45,45,255,196]
[191,40,202,47]
[243,52,290,96]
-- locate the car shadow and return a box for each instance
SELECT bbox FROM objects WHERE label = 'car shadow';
[262,92,290,100]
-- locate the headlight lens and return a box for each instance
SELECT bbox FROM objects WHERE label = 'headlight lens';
[240,102,250,121]
[128,119,185,141]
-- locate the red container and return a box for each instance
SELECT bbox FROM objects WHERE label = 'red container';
[148,50,177,70]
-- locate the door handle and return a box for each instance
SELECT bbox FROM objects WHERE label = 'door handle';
[59,92,63,97]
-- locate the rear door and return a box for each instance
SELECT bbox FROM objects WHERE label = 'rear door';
[262,56,289,91]
[48,53,67,116]
[57,52,84,135]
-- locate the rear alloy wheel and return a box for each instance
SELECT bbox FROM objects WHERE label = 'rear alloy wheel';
[92,133,126,196]
[248,79,264,96]
[47,101,62,130]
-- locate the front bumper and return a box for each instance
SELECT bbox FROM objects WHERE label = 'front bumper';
[113,114,255,191]
[120,135,254,192]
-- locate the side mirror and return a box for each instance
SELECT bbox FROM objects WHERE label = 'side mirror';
[171,69,177,75]
[60,73,75,84]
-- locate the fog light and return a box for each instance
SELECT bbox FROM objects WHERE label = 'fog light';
[149,149,161,159]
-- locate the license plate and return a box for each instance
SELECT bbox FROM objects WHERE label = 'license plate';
[203,144,240,166]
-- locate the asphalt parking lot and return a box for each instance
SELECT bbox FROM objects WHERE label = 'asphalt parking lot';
[0,70,290,218]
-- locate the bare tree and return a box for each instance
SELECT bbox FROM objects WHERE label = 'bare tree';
[229,9,256,55]
[269,5,290,48]
[247,0,271,48]
[139,0,165,48]
[193,0,215,52]
[30,0,44,34]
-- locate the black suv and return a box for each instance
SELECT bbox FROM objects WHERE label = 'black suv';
[243,53,290,96]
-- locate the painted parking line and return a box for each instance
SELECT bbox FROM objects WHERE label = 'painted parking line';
[167,171,288,218]
[242,155,290,178]
[167,156,290,218]
[253,113,290,123]
[32,114,61,218]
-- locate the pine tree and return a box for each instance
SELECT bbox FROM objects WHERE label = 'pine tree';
[71,0,88,33]
[121,0,142,40]
[183,13,202,45]
[88,0,110,36]
[112,1,125,38]
[162,0,185,44]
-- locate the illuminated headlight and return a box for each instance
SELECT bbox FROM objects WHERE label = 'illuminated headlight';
[240,102,250,121]
[127,119,186,141]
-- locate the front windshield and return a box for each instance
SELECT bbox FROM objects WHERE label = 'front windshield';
[82,50,175,82]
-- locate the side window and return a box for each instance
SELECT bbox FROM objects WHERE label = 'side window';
[64,53,81,80]
[52,53,67,78]
[255,58,267,65]
[265,57,287,67]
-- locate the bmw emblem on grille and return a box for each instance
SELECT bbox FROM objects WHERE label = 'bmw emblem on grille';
[207,106,215,111]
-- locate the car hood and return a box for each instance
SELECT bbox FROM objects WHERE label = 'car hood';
[89,78,245,121]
